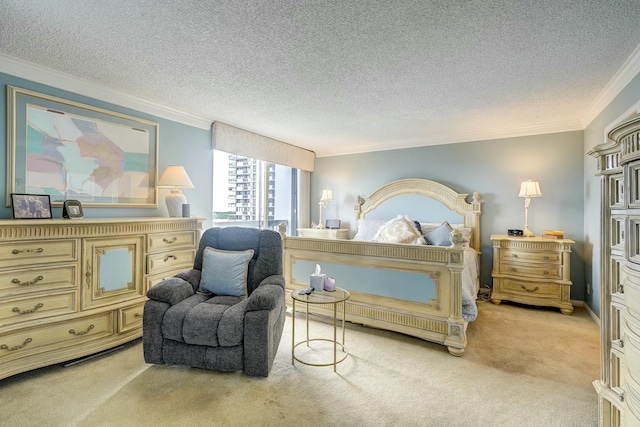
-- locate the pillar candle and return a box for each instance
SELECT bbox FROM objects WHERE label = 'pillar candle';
[324,276,336,291]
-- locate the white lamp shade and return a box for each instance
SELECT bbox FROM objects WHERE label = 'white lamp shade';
[158,166,194,189]
[321,189,333,202]
[518,180,542,198]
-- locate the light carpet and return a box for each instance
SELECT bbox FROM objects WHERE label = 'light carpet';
[0,300,599,426]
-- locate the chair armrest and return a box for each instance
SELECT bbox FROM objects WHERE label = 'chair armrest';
[146,277,195,305]
[174,268,201,293]
[246,275,285,311]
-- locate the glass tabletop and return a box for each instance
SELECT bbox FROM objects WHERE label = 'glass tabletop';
[291,287,350,304]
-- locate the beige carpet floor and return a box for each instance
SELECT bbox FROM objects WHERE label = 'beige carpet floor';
[0,300,599,427]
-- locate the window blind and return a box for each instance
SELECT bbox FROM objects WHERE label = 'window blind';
[212,121,315,172]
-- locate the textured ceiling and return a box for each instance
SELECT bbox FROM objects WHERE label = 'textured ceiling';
[1,1,640,157]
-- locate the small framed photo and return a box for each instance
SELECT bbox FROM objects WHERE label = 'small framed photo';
[11,194,52,219]
[62,200,84,219]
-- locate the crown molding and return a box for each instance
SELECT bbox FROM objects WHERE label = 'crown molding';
[317,119,584,157]
[582,43,640,128]
[0,53,212,130]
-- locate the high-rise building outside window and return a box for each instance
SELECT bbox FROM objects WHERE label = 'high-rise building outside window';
[213,150,297,233]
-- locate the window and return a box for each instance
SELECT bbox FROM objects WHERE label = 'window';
[213,150,298,233]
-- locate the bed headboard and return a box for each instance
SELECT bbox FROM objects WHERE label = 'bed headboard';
[354,179,482,252]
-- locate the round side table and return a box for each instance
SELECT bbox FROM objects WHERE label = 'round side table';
[291,287,350,372]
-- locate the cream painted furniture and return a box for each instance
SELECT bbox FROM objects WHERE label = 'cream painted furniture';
[589,112,640,426]
[0,217,202,381]
[281,178,482,356]
[490,234,574,314]
[297,228,349,239]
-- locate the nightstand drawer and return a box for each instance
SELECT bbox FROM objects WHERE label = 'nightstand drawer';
[500,278,561,299]
[500,261,562,280]
[500,249,560,264]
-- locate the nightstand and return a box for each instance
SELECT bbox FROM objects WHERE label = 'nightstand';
[297,228,349,239]
[490,234,575,314]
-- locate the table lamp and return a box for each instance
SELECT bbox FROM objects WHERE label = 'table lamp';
[316,189,333,229]
[518,180,542,237]
[158,165,194,217]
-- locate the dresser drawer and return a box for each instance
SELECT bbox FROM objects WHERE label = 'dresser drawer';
[500,249,560,265]
[500,261,562,280]
[0,292,77,327]
[0,265,77,298]
[146,268,191,289]
[147,249,195,275]
[0,240,77,269]
[147,231,197,253]
[500,277,561,299]
[0,311,114,363]
[118,303,144,333]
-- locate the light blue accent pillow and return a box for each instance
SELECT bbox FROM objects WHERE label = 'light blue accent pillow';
[198,247,254,297]
[425,221,453,246]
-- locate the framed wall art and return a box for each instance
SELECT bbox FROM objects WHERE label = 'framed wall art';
[6,86,159,208]
[11,193,52,219]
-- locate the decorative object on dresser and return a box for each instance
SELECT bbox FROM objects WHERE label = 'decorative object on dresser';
[315,189,333,229]
[490,234,574,314]
[6,86,159,208]
[589,111,640,426]
[10,193,52,219]
[281,178,482,356]
[0,217,203,381]
[62,200,84,219]
[157,165,195,217]
[518,180,542,237]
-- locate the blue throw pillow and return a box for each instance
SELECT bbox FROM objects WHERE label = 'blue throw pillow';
[198,247,254,297]
[425,221,453,246]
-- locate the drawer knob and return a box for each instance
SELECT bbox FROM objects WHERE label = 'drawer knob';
[544,270,549,275]
[511,268,517,272]
[134,312,142,318]
[520,285,540,293]
[12,303,44,315]
[618,284,625,294]
[69,324,95,336]
[11,275,44,286]
[12,248,44,255]
[0,338,33,352]
[164,254,177,262]
[544,256,549,260]
[512,254,518,258]
[163,237,177,244]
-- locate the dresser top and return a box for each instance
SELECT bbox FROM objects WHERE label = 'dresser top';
[490,234,575,244]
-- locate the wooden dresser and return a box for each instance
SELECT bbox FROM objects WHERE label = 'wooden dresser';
[490,234,574,314]
[0,217,203,381]
[297,228,349,239]
[589,112,640,426]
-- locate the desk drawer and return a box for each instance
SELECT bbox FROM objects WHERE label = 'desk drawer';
[0,240,77,268]
[0,312,114,363]
[500,261,562,280]
[147,249,195,275]
[0,265,77,298]
[119,303,144,333]
[0,292,77,327]
[500,249,560,265]
[500,277,561,299]
[147,231,196,253]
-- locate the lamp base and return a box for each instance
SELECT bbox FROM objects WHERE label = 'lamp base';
[523,228,535,237]
[165,190,187,217]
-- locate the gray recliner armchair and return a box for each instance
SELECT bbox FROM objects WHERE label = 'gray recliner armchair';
[142,227,285,377]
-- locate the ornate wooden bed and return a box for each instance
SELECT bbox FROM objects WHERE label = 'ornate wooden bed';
[280,179,482,356]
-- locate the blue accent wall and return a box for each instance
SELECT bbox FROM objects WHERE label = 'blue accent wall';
[0,72,213,222]
[312,131,586,302]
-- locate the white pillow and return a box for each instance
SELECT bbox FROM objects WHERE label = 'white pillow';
[353,218,387,241]
[373,215,423,244]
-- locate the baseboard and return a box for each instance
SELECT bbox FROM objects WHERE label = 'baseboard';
[570,299,600,326]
